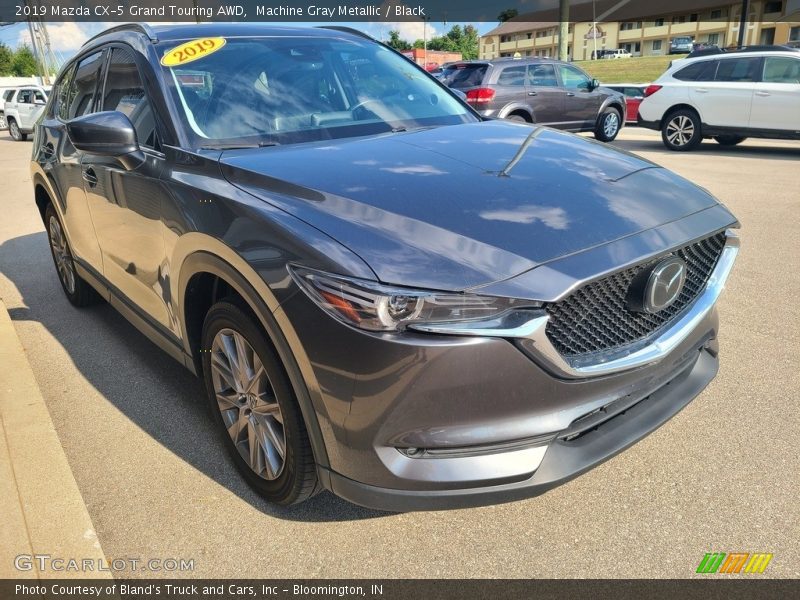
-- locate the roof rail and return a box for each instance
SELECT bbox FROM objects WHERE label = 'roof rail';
[82,23,158,47]
[315,26,376,42]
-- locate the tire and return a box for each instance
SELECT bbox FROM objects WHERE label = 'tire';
[505,113,529,124]
[714,135,747,146]
[8,118,27,141]
[661,109,702,151]
[594,107,622,142]
[201,300,319,506]
[44,204,99,307]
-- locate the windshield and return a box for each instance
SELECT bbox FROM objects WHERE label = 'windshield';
[158,35,476,148]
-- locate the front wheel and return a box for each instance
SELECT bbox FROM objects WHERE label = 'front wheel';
[594,107,622,142]
[8,119,27,141]
[661,109,702,151]
[714,135,747,146]
[201,301,319,506]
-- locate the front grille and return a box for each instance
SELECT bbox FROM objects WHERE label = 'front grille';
[544,232,727,358]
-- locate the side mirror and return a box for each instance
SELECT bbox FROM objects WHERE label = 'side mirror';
[66,111,143,169]
[591,78,600,91]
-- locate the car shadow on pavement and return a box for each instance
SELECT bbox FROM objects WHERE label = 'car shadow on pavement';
[0,231,391,523]
[612,137,800,161]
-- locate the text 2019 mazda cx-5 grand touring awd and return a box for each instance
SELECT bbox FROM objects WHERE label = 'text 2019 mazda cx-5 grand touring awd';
[31,24,739,510]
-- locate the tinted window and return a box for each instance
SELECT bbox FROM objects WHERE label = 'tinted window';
[497,65,527,86]
[102,47,158,150]
[762,57,800,83]
[67,51,104,119]
[528,64,558,86]
[3,89,15,102]
[557,64,591,89]
[674,60,717,81]
[715,57,761,82]
[17,90,33,104]
[441,63,488,88]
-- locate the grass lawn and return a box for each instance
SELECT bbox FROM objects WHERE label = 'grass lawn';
[575,55,675,84]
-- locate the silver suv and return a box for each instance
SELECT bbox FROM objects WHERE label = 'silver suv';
[441,58,626,142]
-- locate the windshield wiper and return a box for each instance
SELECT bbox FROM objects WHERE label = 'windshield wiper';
[200,141,281,150]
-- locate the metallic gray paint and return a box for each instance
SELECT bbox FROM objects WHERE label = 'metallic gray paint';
[30,25,740,510]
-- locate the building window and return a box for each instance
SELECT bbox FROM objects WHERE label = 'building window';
[621,22,641,31]
[672,15,686,24]
[790,26,800,42]
[654,18,665,26]
[710,9,722,19]
[501,35,511,43]
[652,40,662,51]
[690,13,698,22]
[764,1,783,13]
[527,32,533,39]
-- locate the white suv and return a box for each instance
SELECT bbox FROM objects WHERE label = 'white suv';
[3,86,49,141]
[638,49,800,151]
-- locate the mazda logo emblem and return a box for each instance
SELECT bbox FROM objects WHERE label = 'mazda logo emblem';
[626,256,687,314]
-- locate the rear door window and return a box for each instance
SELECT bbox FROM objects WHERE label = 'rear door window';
[496,65,527,86]
[441,64,488,88]
[528,64,558,87]
[715,57,762,82]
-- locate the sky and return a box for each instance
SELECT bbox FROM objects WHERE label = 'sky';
[0,21,497,67]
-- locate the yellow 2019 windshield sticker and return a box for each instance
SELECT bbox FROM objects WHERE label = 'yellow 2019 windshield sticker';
[161,37,226,67]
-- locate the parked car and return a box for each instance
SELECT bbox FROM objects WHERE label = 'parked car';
[670,36,694,54]
[0,88,15,130]
[604,84,646,122]
[604,49,632,59]
[638,48,800,150]
[440,58,627,141]
[4,85,49,141]
[33,24,739,510]
[591,49,615,60]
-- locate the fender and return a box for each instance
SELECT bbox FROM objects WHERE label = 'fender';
[598,97,627,124]
[497,102,535,122]
[174,237,331,469]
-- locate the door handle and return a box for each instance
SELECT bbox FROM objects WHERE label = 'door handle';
[566,92,575,97]
[528,91,538,96]
[755,91,771,97]
[82,167,98,187]
[695,88,708,93]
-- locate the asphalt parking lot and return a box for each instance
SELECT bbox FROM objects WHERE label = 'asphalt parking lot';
[0,127,798,578]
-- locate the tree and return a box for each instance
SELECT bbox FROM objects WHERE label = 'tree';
[386,30,412,51]
[0,43,14,76]
[497,9,518,22]
[12,45,39,77]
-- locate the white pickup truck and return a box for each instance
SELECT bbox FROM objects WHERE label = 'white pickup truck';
[3,85,49,141]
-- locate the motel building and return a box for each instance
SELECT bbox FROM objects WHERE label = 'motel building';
[480,0,800,61]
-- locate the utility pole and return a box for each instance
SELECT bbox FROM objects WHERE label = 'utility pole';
[737,0,749,48]
[558,0,569,61]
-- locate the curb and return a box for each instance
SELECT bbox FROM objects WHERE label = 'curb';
[0,298,110,580]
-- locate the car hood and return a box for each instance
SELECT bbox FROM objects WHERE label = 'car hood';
[220,120,720,291]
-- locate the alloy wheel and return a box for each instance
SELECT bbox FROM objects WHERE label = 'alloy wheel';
[665,115,695,147]
[603,112,620,138]
[210,328,286,480]
[9,120,20,140]
[49,216,76,294]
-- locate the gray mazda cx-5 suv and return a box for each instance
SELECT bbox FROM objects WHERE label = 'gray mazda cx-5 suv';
[440,58,626,141]
[31,24,739,511]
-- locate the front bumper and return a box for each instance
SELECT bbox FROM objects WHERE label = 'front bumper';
[324,343,717,511]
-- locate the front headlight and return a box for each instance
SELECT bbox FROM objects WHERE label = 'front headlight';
[290,266,539,332]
